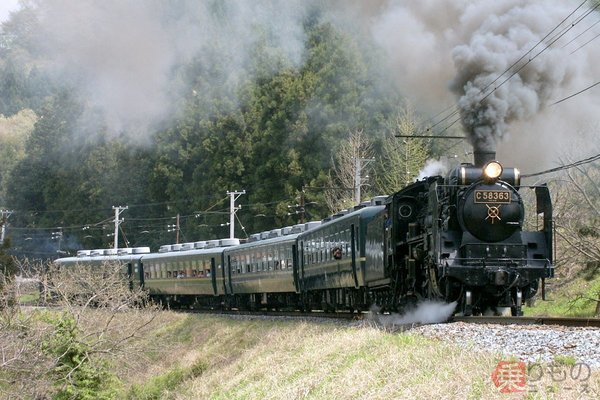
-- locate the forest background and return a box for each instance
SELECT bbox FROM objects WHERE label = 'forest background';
[0,0,598,286]
[0,1,458,258]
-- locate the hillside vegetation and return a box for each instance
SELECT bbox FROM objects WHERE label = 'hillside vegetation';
[3,261,599,399]
[3,310,600,400]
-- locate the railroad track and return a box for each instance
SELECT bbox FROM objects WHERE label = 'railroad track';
[187,309,600,328]
[185,308,364,320]
[450,315,600,328]
[30,302,600,328]
[193,309,600,328]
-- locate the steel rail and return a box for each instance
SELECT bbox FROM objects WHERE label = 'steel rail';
[450,315,600,328]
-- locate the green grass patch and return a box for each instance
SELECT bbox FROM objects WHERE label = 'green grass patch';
[525,273,600,317]
[126,359,207,400]
[553,355,577,366]
[18,291,40,304]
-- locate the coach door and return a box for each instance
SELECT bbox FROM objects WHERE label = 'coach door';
[351,224,359,289]
[211,257,218,296]
[126,263,134,290]
[292,244,300,293]
[137,261,145,288]
[226,254,233,294]
[299,241,305,292]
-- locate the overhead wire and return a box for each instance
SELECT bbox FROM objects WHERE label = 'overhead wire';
[521,153,600,178]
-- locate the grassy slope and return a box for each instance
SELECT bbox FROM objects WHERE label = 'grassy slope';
[525,265,600,317]
[119,314,600,400]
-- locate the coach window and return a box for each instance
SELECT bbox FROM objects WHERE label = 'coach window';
[345,229,351,255]
[230,256,237,274]
[268,250,274,270]
[305,241,310,265]
[278,246,284,269]
[244,253,250,274]
[303,247,308,266]
[320,238,325,263]
[231,256,237,274]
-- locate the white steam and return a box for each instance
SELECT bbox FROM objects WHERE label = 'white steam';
[34,0,312,143]
[371,301,457,327]
[417,158,449,180]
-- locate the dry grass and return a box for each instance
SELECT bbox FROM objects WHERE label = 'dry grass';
[4,305,600,399]
[128,315,599,400]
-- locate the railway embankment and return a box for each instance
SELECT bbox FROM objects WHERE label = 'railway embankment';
[6,306,599,399]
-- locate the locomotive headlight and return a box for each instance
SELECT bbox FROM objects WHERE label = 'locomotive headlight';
[483,161,503,181]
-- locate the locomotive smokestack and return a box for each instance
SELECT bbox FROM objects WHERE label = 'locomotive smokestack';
[472,136,496,167]
[473,149,496,167]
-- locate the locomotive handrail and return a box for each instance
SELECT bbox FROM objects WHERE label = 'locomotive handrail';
[446,257,552,265]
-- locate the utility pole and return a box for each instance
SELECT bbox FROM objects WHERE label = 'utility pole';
[354,158,375,204]
[226,190,245,239]
[51,227,63,254]
[1,209,14,243]
[112,206,128,250]
[167,213,180,244]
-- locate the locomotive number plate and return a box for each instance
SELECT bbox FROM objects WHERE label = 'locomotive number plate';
[474,190,511,204]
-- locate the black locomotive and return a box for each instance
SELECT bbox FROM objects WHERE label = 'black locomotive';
[384,151,554,315]
[56,152,554,316]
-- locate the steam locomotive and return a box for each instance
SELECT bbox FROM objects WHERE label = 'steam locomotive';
[55,152,554,316]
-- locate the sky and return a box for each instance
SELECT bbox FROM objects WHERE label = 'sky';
[0,0,20,23]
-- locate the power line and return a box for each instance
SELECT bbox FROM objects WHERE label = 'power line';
[521,153,600,178]
[551,81,600,105]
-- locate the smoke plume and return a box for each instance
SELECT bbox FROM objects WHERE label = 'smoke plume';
[5,0,599,169]
[371,0,600,171]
